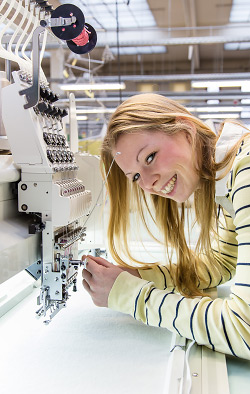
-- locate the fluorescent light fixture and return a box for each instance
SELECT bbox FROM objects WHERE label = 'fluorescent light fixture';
[207,100,220,105]
[229,0,250,23]
[195,106,245,112]
[199,114,240,119]
[187,106,250,113]
[76,116,88,121]
[60,83,126,91]
[224,43,239,51]
[192,80,250,89]
[111,46,167,55]
[241,111,250,118]
[224,42,250,51]
[76,108,116,114]
[241,81,250,92]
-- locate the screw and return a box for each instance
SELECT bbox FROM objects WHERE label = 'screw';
[21,184,27,191]
[21,204,28,211]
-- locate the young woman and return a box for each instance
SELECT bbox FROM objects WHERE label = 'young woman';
[82,93,250,360]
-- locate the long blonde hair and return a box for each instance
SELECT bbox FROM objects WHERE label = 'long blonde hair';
[101,93,245,296]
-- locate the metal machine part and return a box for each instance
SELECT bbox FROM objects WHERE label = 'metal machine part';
[2,70,92,323]
[19,12,78,109]
[18,4,97,110]
[36,254,82,323]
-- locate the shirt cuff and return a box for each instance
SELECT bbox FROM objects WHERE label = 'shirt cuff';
[108,271,149,315]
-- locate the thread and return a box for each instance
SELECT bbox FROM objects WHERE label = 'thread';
[72,27,90,46]
[61,152,121,249]
[82,151,121,225]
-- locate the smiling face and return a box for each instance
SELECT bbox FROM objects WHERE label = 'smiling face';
[112,130,200,203]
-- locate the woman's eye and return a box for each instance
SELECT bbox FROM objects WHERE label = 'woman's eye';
[132,173,140,182]
[146,152,156,164]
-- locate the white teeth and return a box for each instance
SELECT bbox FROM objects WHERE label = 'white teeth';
[161,175,177,194]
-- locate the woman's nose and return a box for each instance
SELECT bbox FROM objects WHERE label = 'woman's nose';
[140,171,159,190]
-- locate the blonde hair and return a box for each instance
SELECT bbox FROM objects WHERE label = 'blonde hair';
[101,93,246,297]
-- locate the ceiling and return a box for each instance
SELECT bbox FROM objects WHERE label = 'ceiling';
[2,0,250,132]
[47,0,250,76]
[3,0,250,75]
[47,0,250,126]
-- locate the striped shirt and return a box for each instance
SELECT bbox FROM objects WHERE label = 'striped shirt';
[108,125,250,360]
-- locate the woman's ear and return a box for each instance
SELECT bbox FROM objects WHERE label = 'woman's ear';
[176,116,196,134]
[176,117,196,145]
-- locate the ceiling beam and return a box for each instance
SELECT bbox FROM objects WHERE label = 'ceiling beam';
[58,92,250,103]
[95,23,250,46]
[88,72,250,81]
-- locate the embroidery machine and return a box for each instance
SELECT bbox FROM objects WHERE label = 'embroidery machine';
[0,0,101,323]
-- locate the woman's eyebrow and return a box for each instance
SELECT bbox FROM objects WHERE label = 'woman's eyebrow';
[125,144,148,176]
[136,145,148,162]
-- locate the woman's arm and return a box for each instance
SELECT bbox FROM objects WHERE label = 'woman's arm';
[83,140,250,360]
[108,146,250,360]
[121,267,141,278]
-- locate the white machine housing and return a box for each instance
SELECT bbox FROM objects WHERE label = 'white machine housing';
[2,70,92,322]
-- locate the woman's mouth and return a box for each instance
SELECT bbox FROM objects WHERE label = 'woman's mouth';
[161,174,177,195]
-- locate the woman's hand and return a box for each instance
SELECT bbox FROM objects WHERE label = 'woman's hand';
[82,255,124,307]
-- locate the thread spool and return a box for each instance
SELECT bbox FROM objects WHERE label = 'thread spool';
[50,4,85,41]
[67,23,97,54]
[72,27,90,46]
[49,4,97,55]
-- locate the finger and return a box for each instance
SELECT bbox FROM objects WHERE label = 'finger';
[82,257,88,269]
[86,255,112,268]
[82,268,92,282]
[84,257,102,276]
[82,278,92,294]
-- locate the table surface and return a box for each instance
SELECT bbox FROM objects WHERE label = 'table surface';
[0,276,250,394]
[0,280,172,394]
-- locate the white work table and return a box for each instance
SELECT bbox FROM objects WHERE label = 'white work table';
[0,275,250,394]
[0,279,172,394]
